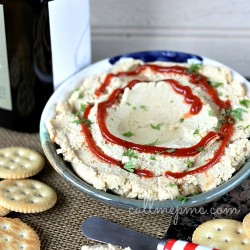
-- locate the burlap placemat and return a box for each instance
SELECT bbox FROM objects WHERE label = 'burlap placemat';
[0,127,172,249]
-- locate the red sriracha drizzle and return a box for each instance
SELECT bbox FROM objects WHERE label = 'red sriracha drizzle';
[164,119,234,178]
[81,64,234,179]
[81,105,123,168]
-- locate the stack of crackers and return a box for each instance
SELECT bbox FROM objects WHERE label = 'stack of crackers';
[0,147,57,249]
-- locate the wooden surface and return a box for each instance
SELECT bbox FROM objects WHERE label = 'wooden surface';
[90,0,250,77]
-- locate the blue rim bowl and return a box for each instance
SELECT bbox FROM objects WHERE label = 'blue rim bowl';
[40,50,250,209]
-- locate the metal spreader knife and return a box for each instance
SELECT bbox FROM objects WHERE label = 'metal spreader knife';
[82,216,218,250]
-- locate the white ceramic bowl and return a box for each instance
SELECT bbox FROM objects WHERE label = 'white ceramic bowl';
[40,50,250,209]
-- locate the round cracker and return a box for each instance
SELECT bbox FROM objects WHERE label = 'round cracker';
[243,213,250,239]
[0,147,45,179]
[0,217,40,249]
[0,205,10,217]
[0,179,57,213]
[192,219,250,250]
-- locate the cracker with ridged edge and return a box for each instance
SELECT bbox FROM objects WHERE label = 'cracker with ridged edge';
[243,213,250,239]
[0,217,40,249]
[0,179,57,213]
[0,147,45,179]
[0,205,10,217]
[192,219,250,250]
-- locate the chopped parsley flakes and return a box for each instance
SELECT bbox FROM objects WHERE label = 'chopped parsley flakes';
[168,183,176,188]
[150,123,164,130]
[230,108,247,121]
[140,105,148,111]
[147,139,159,146]
[208,81,223,88]
[220,108,248,121]
[239,99,250,108]
[122,131,134,137]
[185,160,194,168]
[196,147,205,152]
[150,155,156,161]
[193,129,199,135]
[177,195,188,203]
[245,125,250,130]
[123,149,138,159]
[124,161,136,173]
[165,148,176,153]
[72,103,91,126]
[186,64,202,74]
[72,118,93,127]
[78,93,83,99]
[80,103,87,112]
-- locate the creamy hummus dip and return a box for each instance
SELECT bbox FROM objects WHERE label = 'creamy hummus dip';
[47,59,250,200]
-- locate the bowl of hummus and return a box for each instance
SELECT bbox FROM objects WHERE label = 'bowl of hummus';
[40,50,250,209]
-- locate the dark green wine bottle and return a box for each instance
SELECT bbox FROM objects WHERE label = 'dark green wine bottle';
[0,0,53,132]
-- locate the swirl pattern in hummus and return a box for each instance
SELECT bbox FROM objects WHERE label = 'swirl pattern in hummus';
[47,60,250,200]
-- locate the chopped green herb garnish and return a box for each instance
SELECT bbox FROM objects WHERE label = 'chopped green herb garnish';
[126,102,131,106]
[80,104,87,113]
[140,105,148,111]
[231,108,247,121]
[133,107,136,110]
[78,93,83,99]
[72,118,93,127]
[123,161,136,173]
[220,108,231,117]
[122,131,134,137]
[157,148,177,154]
[123,149,138,159]
[147,139,159,146]
[220,108,247,121]
[196,147,205,152]
[169,183,176,188]
[214,126,220,132]
[73,104,88,121]
[177,195,188,203]
[191,192,199,196]
[186,64,202,74]
[185,160,194,168]
[208,110,213,116]
[209,81,223,88]
[179,118,184,123]
[74,111,81,117]
[245,125,250,130]
[239,99,250,108]
[166,148,176,153]
[150,123,164,130]
[224,117,234,124]
[150,155,156,161]
[193,129,199,135]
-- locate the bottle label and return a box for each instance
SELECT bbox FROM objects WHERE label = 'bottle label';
[0,5,12,110]
[48,0,91,90]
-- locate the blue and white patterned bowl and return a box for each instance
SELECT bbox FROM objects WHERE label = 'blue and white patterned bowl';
[40,50,250,209]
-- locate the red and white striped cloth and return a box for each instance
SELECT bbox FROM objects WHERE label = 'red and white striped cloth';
[163,239,219,250]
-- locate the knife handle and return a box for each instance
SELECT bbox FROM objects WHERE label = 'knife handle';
[158,239,219,250]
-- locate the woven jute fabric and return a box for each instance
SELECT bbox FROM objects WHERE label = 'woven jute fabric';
[0,127,172,250]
